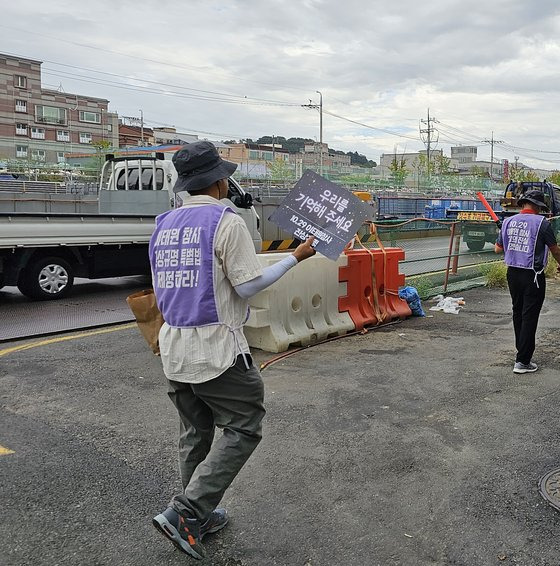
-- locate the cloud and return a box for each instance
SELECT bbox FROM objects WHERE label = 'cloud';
[2,0,560,167]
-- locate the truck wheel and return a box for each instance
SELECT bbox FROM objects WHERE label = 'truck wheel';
[467,241,485,252]
[18,257,74,300]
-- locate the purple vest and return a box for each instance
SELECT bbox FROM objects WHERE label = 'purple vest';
[149,204,234,327]
[501,213,548,271]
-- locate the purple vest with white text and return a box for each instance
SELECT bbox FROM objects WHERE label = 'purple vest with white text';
[501,213,548,271]
[149,204,234,327]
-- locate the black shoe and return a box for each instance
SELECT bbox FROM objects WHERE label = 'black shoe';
[152,507,205,559]
[200,508,228,539]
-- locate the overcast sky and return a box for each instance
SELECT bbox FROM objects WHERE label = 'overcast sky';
[3,0,560,169]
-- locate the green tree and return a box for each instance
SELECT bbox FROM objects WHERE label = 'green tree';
[434,154,451,175]
[549,171,560,185]
[469,165,488,178]
[91,140,113,175]
[416,153,436,177]
[389,155,408,186]
[268,158,293,183]
[509,168,539,182]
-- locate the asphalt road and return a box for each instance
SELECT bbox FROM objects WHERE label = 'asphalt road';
[2,283,560,565]
[0,276,146,342]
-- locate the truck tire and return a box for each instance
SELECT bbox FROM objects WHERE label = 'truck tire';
[467,240,485,252]
[17,256,74,300]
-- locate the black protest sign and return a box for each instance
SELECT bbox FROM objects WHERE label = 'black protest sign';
[268,170,373,260]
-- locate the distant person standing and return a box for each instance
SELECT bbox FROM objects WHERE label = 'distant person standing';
[148,141,316,559]
[495,190,560,373]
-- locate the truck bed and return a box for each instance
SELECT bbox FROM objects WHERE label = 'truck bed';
[0,212,156,249]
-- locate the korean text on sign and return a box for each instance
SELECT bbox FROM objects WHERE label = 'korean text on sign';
[294,190,352,233]
[153,226,203,289]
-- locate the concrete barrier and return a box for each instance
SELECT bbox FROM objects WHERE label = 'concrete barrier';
[245,252,354,353]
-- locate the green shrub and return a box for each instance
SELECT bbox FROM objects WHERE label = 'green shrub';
[480,262,508,287]
[406,276,433,299]
[545,254,559,279]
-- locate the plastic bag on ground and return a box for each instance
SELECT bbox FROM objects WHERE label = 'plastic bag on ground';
[398,286,426,317]
[429,295,465,314]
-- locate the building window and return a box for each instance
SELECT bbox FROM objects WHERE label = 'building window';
[16,145,28,158]
[31,127,45,139]
[15,75,27,88]
[15,100,27,113]
[36,105,67,125]
[31,149,46,162]
[57,152,66,163]
[107,124,112,132]
[15,123,27,136]
[79,111,101,124]
[79,132,92,144]
[57,130,70,142]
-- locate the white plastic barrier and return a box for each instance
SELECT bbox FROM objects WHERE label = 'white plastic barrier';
[244,252,355,353]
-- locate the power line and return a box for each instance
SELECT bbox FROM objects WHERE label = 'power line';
[41,69,301,107]
[322,109,420,141]
[33,58,301,105]
[0,26,312,93]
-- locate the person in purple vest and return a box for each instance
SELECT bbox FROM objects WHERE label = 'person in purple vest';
[149,141,316,559]
[495,190,560,374]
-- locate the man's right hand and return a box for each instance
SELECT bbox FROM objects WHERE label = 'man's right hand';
[292,237,317,263]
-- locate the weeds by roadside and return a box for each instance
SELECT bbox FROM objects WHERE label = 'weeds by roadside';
[479,262,507,288]
[480,256,558,287]
[406,276,433,299]
[545,255,559,279]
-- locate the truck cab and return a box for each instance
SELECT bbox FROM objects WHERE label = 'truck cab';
[98,152,262,251]
[452,181,560,252]
[500,180,560,217]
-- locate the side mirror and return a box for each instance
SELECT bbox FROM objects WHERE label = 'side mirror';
[241,192,253,208]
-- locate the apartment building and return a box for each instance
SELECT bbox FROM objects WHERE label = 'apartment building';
[0,53,118,166]
[119,123,155,147]
[153,127,198,146]
[219,142,290,164]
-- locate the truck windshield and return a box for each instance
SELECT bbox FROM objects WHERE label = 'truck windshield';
[116,167,164,190]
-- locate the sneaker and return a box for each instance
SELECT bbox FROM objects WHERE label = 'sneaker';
[152,507,205,559]
[513,361,538,374]
[200,508,228,539]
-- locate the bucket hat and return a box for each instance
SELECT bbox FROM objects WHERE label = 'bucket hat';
[517,189,548,210]
[172,141,237,193]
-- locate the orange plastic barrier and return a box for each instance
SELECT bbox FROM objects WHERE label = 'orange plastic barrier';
[338,248,411,330]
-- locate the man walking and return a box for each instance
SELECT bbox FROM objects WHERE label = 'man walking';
[495,190,560,374]
[148,141,316,559]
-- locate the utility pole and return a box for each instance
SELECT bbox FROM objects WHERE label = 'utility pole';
[420,108,437,185]
[316,91,323,176]
[140,109,144,145]
[301,91,323,176]
[481,131,503,181]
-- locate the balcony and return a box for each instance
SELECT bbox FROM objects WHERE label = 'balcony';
[36,116,66,125]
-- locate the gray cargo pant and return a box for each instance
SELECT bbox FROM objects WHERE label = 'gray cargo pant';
[167,355,265,521]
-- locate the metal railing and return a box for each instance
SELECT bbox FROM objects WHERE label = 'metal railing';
[355,218,502,296]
